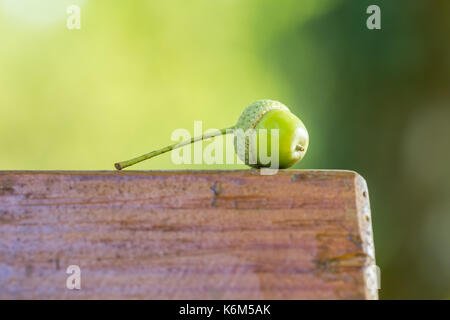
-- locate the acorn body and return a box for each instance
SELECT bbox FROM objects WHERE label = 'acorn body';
[234,100,308,169]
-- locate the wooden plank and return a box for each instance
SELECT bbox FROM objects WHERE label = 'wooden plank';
[0,170,377,300]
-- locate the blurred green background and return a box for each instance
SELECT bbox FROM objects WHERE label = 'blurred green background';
[1,0,449,299]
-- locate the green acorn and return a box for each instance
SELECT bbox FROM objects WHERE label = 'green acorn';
[114,99,309,170]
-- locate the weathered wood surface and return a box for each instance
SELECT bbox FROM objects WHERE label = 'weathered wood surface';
[0,170,377,300]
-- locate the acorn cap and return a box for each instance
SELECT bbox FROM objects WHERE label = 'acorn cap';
[234,100,290,132]
[233,100,290,167]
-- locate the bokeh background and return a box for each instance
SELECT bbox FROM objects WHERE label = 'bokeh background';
[1,0,449,299]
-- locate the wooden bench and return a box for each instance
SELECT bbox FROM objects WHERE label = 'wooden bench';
[0,170,377,299]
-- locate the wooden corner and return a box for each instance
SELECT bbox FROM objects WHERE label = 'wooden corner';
[0,170,377,299]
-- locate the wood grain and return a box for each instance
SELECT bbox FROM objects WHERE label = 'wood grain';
[0,170,377,300]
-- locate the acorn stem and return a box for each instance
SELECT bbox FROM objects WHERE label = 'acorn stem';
[114,126,235,170]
